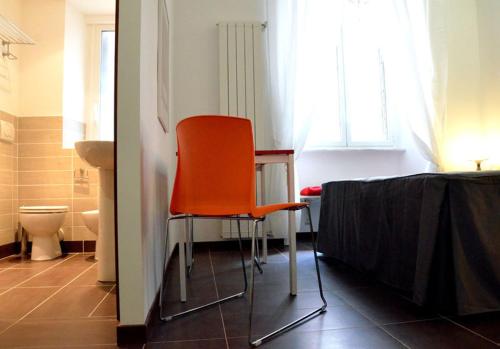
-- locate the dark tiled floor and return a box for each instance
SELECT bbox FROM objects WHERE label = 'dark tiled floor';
[0,253,117,348]
[151,243,500,349]
[2,244,499,349]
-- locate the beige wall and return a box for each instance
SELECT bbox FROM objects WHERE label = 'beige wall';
[17,116,98,246]
[441,0,500,171]
[477,0,500,168]
[0,1,23,116]
[19,0,66,117]
[0,112,17,246]
[441,0,482,171]
[0,114,99,247]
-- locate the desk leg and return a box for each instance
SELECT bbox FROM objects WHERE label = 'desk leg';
[179,219,187,302]
[287,154,297,296]
[186,216,193,273]
[260,165,267,263]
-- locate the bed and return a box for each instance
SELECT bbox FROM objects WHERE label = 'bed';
[317,171,500,315]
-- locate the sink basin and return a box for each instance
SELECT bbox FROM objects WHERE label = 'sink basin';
[75,141,114,170]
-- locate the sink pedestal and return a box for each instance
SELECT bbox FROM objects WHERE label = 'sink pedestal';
[98,169,115,282]
[75,140,115,282]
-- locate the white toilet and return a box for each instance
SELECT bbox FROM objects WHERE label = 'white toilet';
[19,206,68,261]
[81,210,99,260]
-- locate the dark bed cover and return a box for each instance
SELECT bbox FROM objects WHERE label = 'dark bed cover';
[317,171,500,315]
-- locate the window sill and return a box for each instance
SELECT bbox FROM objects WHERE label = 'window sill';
[303,147,406,153]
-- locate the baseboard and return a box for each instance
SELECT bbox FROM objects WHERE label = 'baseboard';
[0,242,16,259]
[61,240,96,253]
[116,243,179,347]
[0,240,97,260]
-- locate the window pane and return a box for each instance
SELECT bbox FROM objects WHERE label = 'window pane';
[99,31,115,141]
[343,4,388,144]
[302,4,343,149]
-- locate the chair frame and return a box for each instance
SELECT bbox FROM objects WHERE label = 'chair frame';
[159,205,327,347]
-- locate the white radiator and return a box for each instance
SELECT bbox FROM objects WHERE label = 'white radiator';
[218,22,266,239]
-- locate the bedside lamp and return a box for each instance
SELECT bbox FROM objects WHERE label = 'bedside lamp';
[471,158,488,171]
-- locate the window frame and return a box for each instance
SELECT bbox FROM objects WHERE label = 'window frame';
[305,24,395,150]
[86,20,115,140]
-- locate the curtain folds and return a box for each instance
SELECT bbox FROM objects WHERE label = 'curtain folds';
[391,0,449,171]
[264,0,449,235]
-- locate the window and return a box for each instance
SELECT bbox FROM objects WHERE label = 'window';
[87,24,115,141]
[304,1,393,149]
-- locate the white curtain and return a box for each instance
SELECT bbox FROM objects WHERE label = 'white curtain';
[265,0,298,236]
[391,0,449,171]
[264,0,448,235]
[265,0,343,235]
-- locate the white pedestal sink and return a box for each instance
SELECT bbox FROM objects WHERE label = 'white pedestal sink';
[75,141,115,282]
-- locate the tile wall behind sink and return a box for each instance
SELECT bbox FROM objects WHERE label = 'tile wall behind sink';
[0,111,17,246]
[0,113,99,248]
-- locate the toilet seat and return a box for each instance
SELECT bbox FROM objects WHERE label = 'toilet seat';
[19,205,69,214]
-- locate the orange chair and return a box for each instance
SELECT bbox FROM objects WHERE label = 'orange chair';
[159,115,327,347]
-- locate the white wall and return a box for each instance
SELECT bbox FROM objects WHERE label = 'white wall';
[173,0,266,241]
[117,0,177,325]
[62,1,87,146]
[116,0,145,325]
[139,0,178,321]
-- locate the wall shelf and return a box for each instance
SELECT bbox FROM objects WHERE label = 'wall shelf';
[0,14,34,60]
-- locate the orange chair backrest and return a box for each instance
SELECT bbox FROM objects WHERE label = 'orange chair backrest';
[170,115,256,216]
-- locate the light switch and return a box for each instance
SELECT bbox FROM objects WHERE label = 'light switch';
[0,120,15,143]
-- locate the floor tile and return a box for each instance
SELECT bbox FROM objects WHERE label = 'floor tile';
[149,307,225,342]
[383,319,499,349]
[220,289,343,315]
[91,287,117,317]
[447,312,500,345]
[228,327,405,349]
[0,269,40,288]
[147,338,227,348]
[56,253,96,268]
[335,285,437,325]
[0,255,71,270]
[0,318,117,348]
[68,264,99,286]
[0,287,59,319]
[222,304,373,338]
[0,320,12,333]
[16,344,119,349]
[20,265,92,287]
[26,285,112,320]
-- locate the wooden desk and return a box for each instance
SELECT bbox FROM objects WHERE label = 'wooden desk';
[255,149,297,296]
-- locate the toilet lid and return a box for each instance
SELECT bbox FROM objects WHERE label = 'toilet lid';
[19,205,69,213]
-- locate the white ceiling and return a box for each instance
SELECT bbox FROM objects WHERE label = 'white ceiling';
[67,0,115,15]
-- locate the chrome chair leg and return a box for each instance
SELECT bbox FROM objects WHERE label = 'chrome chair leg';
[160,216,249,322]
[253,221,264,274]
[186,216,194,277]
[248,219,258,344]
[248,206,327,347]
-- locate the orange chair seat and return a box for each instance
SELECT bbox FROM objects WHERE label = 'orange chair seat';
[251,202,308,218]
